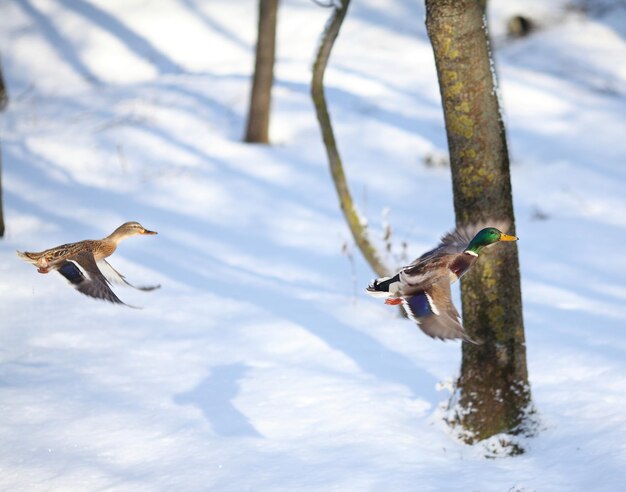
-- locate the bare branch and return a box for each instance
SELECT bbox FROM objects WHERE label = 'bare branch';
[310,0,389,278]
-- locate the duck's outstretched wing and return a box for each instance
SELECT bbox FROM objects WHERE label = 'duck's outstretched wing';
[96,259,160,291]
[402,280,478,343]
[56,251,126,305]
[418,220,511,260]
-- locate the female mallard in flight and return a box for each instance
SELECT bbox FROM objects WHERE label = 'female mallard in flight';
[17,221,159,306]
[366,224,518,342]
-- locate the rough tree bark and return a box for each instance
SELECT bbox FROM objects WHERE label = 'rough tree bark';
[244,0,279,144]
[311,0,389,278]
[425,0,534,449]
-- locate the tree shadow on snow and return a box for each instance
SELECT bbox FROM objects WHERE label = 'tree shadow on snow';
[5,142,440,405]
[16,0,102,85]
[178,0,251,52]
[173,363,262,438]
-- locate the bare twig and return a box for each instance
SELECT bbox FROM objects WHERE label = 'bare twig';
[310,0,336,7]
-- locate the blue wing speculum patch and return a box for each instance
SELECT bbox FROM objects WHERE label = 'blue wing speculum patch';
[406,292,435,318]
[57,261,86,285]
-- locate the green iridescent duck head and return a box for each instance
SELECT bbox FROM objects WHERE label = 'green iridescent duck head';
[466,227,517,254]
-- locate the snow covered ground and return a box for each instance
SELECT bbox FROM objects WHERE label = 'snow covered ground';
[1,0,626,490]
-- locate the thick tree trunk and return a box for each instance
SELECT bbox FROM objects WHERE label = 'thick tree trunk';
[311,0,389,278]
[244,0,279,144]
[425,0,534,448]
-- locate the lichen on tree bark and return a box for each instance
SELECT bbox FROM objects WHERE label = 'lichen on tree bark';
[425,0,535,450]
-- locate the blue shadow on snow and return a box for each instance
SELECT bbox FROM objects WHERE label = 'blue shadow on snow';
[173,363,262,437]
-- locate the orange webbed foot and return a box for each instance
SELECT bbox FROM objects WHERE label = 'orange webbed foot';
[385,297,403,305]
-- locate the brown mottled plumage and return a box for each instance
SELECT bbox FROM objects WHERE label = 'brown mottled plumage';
[17,222,159,305]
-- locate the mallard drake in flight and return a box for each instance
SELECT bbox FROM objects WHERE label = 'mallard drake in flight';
[17,221,159,306]
[366,224,518,342]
